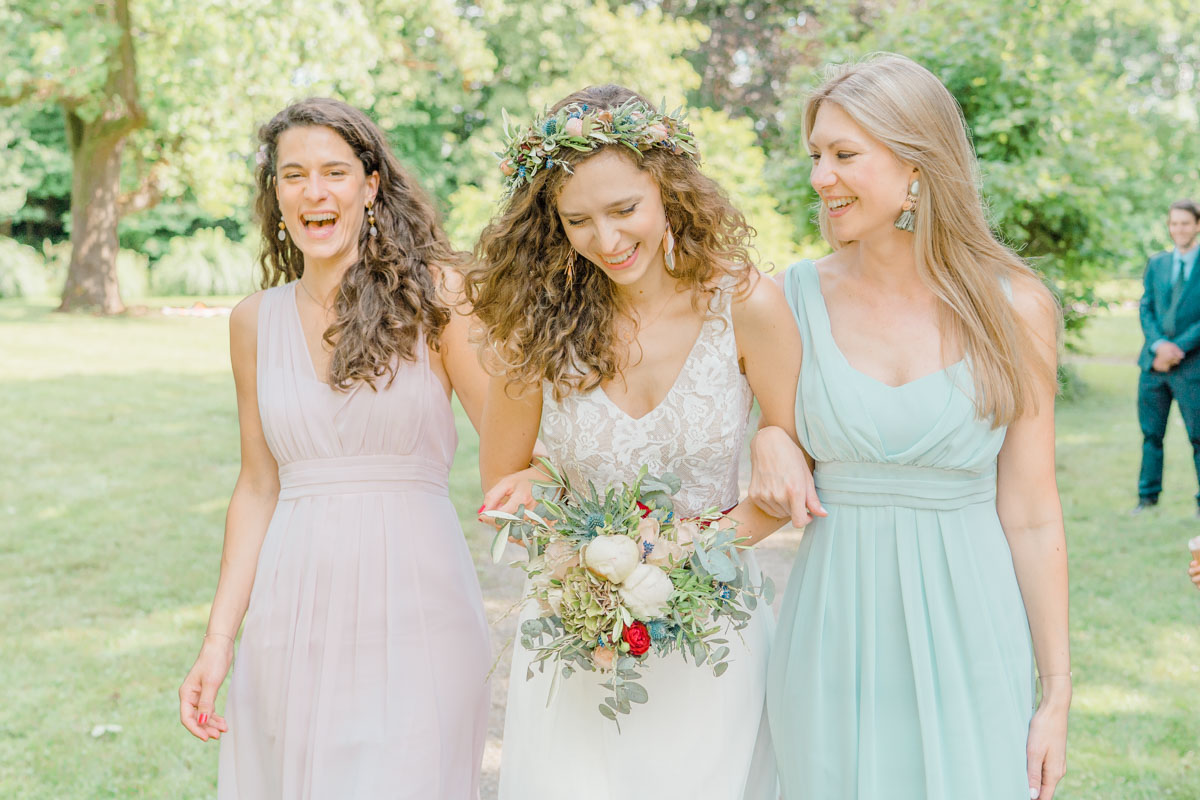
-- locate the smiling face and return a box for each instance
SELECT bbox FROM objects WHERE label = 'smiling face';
[1168,208,1200,251]
[274,125,379,273]
[555,149,669,288]
[807,101,916,243]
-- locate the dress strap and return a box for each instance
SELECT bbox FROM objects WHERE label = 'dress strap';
[782,259,824,354]
[255,283,288,382]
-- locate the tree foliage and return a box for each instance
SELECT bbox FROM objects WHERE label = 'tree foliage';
[0,0,1195,313]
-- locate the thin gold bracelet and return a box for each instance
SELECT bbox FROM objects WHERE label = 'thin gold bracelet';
[1037,672,1072,681]
[203,632,235,642]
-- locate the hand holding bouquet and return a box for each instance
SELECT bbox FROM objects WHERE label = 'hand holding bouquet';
[487,460,773,724]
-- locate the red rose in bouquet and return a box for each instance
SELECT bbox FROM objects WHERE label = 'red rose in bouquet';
[622,621,652,656]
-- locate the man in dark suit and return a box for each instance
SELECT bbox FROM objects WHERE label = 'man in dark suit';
[1135,199,1200,514]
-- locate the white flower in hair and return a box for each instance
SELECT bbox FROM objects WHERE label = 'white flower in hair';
[255,144,269,167]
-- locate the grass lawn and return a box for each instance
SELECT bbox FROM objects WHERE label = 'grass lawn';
[1,296,1198,798]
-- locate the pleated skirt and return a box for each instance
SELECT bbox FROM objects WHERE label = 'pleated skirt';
[767,501,1034,800]
[218,489,491,799]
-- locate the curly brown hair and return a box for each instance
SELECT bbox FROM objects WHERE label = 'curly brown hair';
[465,85,756,399]
[254,98,463,390]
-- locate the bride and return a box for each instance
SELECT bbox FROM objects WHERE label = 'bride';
[466,84,820,799]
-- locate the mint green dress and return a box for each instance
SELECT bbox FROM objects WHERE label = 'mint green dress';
[767,261,1034,799]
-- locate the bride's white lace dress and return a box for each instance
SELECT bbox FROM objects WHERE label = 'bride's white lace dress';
[497,289,778,799]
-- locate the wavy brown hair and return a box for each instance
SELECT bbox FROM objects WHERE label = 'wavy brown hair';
[465,84,756,399]
[254,98,462,390]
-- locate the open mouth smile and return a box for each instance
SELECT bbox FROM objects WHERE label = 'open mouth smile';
[599,244,639,270]
[301,211,340,239]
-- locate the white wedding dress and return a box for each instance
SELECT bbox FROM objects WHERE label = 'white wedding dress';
[497,289,779,799]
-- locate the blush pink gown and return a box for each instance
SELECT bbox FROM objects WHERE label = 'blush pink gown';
[217,282,491,799]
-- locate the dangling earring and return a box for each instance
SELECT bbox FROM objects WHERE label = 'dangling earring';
[277,220,287,241]
[663,223,676,273]
[367,200,377,237]
[565,250,579,282]
[895,179,919,232]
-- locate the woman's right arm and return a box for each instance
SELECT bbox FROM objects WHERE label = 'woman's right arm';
[179,292,280,742]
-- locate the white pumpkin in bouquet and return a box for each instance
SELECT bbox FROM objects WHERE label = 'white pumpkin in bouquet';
[583,535,640,583]
[620,563,674,620]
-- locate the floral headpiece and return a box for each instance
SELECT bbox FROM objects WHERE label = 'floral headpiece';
[497,98,698,194]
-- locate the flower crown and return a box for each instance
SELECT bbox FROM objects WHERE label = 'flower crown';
[497,98,698,194]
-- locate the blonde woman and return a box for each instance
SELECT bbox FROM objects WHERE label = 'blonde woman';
[751,55,1070,800]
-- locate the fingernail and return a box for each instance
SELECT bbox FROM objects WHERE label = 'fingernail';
[477,504,486,513]
[1031,788,1040,799]
[198,713,208,726]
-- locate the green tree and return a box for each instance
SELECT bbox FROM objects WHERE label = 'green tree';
[0,0,380,312]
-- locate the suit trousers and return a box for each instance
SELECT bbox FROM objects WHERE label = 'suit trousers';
[1137,355,1200,501]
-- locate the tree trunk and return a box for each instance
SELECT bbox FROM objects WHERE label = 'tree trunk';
[55,0,144,315]
[58,118,126,314]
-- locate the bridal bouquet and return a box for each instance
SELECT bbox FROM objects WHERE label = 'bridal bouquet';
[487,461,773,724]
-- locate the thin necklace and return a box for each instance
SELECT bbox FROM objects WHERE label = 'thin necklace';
[297,278,333,312]
[632,291,678,331]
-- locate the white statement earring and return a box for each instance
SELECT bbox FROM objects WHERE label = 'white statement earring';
[663,224,676,273]
[277,220,287,241]
[367,200,377,238]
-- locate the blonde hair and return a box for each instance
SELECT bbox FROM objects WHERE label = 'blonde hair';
[805,53,1059,425]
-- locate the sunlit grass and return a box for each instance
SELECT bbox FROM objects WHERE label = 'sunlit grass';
[2,296,1198,797]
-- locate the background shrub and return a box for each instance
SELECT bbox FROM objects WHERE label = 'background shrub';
[150,228,258,297]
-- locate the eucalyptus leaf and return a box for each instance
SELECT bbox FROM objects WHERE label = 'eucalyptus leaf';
[625,682,649,704]
[705,550,738,582]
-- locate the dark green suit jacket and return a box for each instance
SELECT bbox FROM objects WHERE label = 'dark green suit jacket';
[1138,251,1200,371]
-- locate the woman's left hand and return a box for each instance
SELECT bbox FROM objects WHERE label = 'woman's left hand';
[1189,559,1200,589]
[1026,679,1070,799]
[748,425,825,528]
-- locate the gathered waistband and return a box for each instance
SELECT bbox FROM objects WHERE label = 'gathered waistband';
[277,454,449,500]
[814,460,996,511]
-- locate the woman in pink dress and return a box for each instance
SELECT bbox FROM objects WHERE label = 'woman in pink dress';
[178,98,491,799]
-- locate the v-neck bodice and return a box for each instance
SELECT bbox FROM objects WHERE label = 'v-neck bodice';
[785,260,1006,472]
[255,282,456,472]
[539,287,752,517]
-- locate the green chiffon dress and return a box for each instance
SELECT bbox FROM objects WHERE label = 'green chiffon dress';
[767,261,1035,799]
